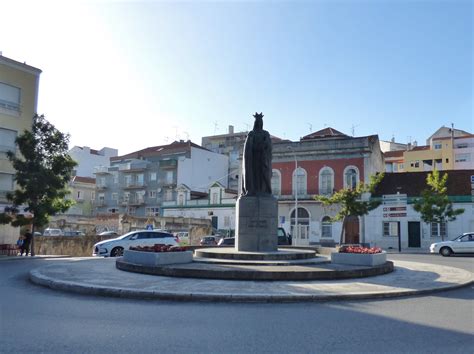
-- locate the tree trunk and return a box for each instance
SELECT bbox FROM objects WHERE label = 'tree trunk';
[339,217,347,245]
[31,223,35,256]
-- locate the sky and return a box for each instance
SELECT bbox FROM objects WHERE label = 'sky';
[1,0,472,155]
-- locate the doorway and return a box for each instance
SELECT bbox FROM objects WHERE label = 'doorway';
[345,216,360,244]
[408,221,421,248]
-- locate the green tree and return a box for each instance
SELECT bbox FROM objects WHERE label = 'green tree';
[315,173,384,245]
[413,170,464,241]
[0,114,77,255]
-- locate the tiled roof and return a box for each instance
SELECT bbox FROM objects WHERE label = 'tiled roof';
[372,170,473,197]
[301,127,348,140]
[411,145,430,151]
[383,150,405,158]
[111,141,210,161]
[73,176,96,184]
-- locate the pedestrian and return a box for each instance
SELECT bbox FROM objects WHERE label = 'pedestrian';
[21,229,33,256]
[16,235,25,255]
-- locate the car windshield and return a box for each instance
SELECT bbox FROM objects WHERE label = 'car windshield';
[450,234,464,241]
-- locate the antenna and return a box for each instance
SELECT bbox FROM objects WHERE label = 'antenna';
[351,124,360,137]
[243,123,250,132]
[307,123,312,132]
[184,131,190,140]
[213,121,218,134]
[173,126,179,140]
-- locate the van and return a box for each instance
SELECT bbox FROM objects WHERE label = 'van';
[43,228,63,236]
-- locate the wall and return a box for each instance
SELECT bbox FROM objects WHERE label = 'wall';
[69,146,118,178]
[178,147,229,192]
[33,235,115,257]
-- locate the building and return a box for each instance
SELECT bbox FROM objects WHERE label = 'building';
[65,176,96,216]
[364,170,474,251]
[202,125,283,191]
[0,54,41,244]
[94,140,229,218]
[271,127,385,246]
[379,138,408,153]
[162,181,238,233]
[69,146,118,178]
[404,133,473,172]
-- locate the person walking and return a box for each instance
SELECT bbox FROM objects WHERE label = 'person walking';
[21,230,33,256]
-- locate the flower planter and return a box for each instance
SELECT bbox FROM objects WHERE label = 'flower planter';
[331,251,387,266]
[123,249,193,266]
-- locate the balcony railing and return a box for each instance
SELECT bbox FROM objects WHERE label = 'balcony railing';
[119,163,147,172]
[160,159,177,169]
[94,166,110,174]
[123,182,146,189]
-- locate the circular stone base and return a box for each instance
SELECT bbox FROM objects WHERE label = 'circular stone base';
[194,247,317,261]
[116,258,394,281]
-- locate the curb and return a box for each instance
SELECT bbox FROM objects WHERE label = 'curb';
[0,255,71,262]
[29,264,474,303]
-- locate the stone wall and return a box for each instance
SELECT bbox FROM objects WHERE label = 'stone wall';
[33,236,115,257]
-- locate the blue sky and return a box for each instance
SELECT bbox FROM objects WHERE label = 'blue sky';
[1,0,472,154]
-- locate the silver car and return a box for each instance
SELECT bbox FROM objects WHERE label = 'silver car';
[93,230,178,257]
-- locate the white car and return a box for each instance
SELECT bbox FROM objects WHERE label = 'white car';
[429,232,474,257]
[93,230,178,257]
[42,228,63,236]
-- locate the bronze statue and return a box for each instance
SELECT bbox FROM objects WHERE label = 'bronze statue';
[242,112,272,196]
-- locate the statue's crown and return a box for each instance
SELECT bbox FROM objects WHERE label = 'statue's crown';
[253,112,264,119]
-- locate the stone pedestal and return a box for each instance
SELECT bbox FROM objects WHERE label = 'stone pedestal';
[235,195,278,252]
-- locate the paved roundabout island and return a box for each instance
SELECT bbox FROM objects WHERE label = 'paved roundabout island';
[29,256,473,302]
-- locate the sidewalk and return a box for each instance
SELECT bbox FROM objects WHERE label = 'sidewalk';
[29,258,473,303]
[0,255,71,261]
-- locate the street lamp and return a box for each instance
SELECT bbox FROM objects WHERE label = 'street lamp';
[287,146,298,245]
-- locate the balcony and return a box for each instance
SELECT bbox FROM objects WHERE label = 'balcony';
[119,163,147,173]
[96,184,107,190]
[94,166,110,175]
[97,200,107,207]
[127,198,145,206]
[160,159,177,169]
[123,182,146,189]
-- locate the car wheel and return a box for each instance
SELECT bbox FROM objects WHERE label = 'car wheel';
[110,247,124,257]
[440,247,453,257]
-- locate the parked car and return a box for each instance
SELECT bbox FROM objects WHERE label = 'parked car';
[200,236,218,246]
[42,228,63,237]
[217,237,235,246]
[174,231,189,244]
[63,230,86,236]
[277,227,291,245]
[430,232,474,256]
[93,230,178,257]
[98,230,119,237]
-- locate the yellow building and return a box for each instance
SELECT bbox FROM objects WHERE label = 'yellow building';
[0,54,42,244]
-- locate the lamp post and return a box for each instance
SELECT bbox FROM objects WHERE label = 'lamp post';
[288,146,298,245]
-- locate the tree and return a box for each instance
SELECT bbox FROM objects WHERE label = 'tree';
[315,173,384,245]
[0,114,77,255]
[413,170,464,241]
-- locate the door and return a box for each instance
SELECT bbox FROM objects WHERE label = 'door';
[345,216,359,244]
[408,222,421,248]
[211,216,218,230]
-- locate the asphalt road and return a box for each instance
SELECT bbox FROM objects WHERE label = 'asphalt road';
[0,254,472,354]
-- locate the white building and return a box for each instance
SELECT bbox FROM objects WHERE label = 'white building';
[69,146,118,178]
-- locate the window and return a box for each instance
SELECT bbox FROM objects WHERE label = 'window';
[124,175,132,187]
[98,193,105,205]
[0,173,14,193]
[136,174,144,186]
[0,82,21,112]
[224,216,231,227]
[148,190,157,198]
[146,207,160,216]
[271,169,281,196]
[431,222,446,238]
[127,206,136,215]
[211,192,219,204]
[165,171,174,184]
[293,167,307,196]
[123,192,130,202]
[150,172,157,181]
[112,171,118,184]
[383,222,399,237]
[164,189,173,201]
[398,163,404,171]
[0,128,16,154]
[76,191,83,200]
[107,208,119,214]
[97,176,106,188]
[112,193,118,200]
[178,194,185,205]
[344,167,359,190]
[410,161,420,168]
[434,143,442,150]
[319,167,334,195]
[321,216,332,238]
[445,158,449,163]
[455,143,468,149]
[91,192,95,201]
[455,153,470,162]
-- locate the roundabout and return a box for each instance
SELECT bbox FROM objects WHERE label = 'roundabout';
[29,256,473,302]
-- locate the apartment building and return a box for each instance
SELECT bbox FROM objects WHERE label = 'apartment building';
[94,140,229,218]
[0,54,41,243]
[65,176,96,216]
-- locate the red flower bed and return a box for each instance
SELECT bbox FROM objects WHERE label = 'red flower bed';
[129,244,187,253]
[339,245,382,254]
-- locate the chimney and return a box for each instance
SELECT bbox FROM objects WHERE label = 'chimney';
[228,125,234,134]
